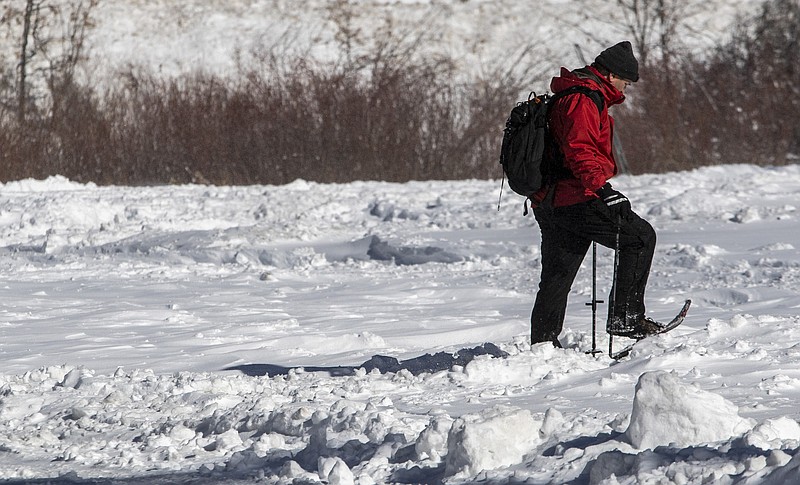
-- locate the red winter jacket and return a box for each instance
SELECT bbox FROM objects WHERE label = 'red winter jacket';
[533,65,626,208]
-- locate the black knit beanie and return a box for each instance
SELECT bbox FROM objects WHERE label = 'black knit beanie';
[595,41,639,82]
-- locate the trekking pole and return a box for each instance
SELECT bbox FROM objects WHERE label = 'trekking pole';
[607,219,621,355]
[585,241,603,355]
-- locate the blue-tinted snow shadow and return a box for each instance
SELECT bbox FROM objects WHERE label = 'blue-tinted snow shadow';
[224,343,508,377]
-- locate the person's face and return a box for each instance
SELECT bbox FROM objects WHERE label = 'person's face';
[609,73,633,93]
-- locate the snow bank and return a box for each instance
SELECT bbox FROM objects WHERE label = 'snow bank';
[625,371,754,450]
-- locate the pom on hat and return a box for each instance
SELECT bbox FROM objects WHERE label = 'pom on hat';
[595,41,639,82]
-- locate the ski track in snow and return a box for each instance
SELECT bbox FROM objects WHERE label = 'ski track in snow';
[1,165,800,483]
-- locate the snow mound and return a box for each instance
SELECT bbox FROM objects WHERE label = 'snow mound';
[625,371,754,450]
[444,405,542,478]
[743,417,800,450]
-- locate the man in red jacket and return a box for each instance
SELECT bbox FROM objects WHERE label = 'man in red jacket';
[530,41,659,347]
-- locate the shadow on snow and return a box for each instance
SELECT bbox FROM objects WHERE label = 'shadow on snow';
[224,342,508,377]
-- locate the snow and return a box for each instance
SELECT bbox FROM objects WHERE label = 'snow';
[444,405,542,478]
[625,371,755,450]
[83,0,758,84]
[2,165,800,483]
[3,1,798,483]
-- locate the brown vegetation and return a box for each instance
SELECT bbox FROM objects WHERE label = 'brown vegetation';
[615,0,800,173]
[0,0,797,185]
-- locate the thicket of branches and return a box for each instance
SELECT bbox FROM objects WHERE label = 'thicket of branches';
[0,0,797,185]
[615,0,800,172]
[0,0,535,185]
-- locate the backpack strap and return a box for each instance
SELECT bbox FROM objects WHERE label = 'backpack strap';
[549,85,604,115]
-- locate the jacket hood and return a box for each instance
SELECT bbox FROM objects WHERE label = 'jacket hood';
[550,66,625,107]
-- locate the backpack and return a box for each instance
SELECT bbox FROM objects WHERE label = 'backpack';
[499,85,604,211]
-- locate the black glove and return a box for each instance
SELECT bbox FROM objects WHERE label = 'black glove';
[596,183,632,219]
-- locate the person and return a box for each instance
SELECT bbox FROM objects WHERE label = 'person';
[529,41,659,348]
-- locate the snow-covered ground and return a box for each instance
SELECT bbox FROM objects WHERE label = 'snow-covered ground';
[2,165,800,483]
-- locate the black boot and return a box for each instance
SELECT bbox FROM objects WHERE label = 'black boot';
[608,315,663,340]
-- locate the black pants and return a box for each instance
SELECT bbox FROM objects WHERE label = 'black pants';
[530,199,656,344]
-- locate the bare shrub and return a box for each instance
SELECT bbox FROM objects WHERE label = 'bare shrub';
[0,0,542,185]
[615,0,800,173]
[86,30,523,186]
[16,1,798,184]
[703,0,800,165]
